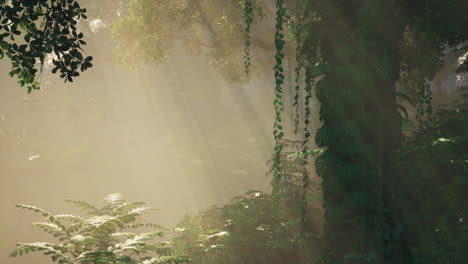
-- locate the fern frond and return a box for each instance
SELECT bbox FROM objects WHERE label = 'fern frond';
[139,255,190,264]
[111,207,156,227]
[102,193,125,205]
[70,235,97,246]
[64,199,99,215]
[16,204,69,236]
[126,222,168,230]
[54,214,85,223]
[397,103,409,118]
[16,204,51,217]
[128,206,154,215]
[396,92,416,107]
[75,251,116,264]
[10,242,70,263]
[114,244,141,254]
[111,202,146,216]
[112,232,137,239]
[30,222,67,238]
[114,235,159,254]
[135,231,165,241]
[84,212,148,236]
[84,215,120,231]
[66,222,84,233]
[402,118,416,133]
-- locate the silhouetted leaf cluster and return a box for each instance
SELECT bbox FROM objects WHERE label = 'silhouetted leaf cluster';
[0,0,93,92]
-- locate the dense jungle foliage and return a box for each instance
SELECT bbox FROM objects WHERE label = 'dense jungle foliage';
[2,0,468,264]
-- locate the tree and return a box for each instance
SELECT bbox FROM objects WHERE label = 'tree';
[272,1,468,263]
[111,0,278,83]
[113,1,468,263]
[0,0,93,92]
[3,1,467,263]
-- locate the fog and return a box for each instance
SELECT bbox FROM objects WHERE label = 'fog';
[1,3,465,264]
[0,25,276,264]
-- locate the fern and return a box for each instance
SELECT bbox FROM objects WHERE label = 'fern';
[16,204,52,217]
[54,214,85,223]
[103,193,126,205]
[11,194,188,264]
[65,199,99,215]
[111,202,147,216]
[10,242,71,264]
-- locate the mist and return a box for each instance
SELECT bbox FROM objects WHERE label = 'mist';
[0,21,276,264]
[1,1,467,264]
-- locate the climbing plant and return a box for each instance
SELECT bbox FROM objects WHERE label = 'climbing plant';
[242,0,254,74]
[3,1,467,264]
[244,0,468,263]
[271,0,287,194]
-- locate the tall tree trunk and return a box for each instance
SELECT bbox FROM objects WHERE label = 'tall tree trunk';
[305,1,407,263]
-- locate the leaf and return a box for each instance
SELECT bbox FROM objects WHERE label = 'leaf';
[30,222,64,237]
[16,204,51,217]
[396,92,415,107]
[10,242,69,261]
[54,214,84,223]
[102,193,125,205]
[64,199,98,215]
[71,235,97,245]
[397,104,409,118]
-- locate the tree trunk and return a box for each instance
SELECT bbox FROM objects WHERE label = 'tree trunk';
[305,1,407,263]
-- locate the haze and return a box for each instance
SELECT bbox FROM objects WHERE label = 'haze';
[0,22,275,264]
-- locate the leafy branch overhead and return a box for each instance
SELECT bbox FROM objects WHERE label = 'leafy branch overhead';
[10,193,189,264]
[0,0,93,92]
[112,0,271,83]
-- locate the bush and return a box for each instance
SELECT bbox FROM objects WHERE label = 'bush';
[172,190,323,264]
[396,87,468,264]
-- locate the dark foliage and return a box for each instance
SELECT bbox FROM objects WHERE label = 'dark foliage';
[0,0,93,92]
[173,190,323,264]
[395,87,468,264]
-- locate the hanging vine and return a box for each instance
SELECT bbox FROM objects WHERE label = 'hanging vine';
[299,62,314,242]
[416,76,433,126]
[292,3,306,135]
[239,0,468,263]
[271,0,287,194]
[242,0,254,74]
[293,58,303,135]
